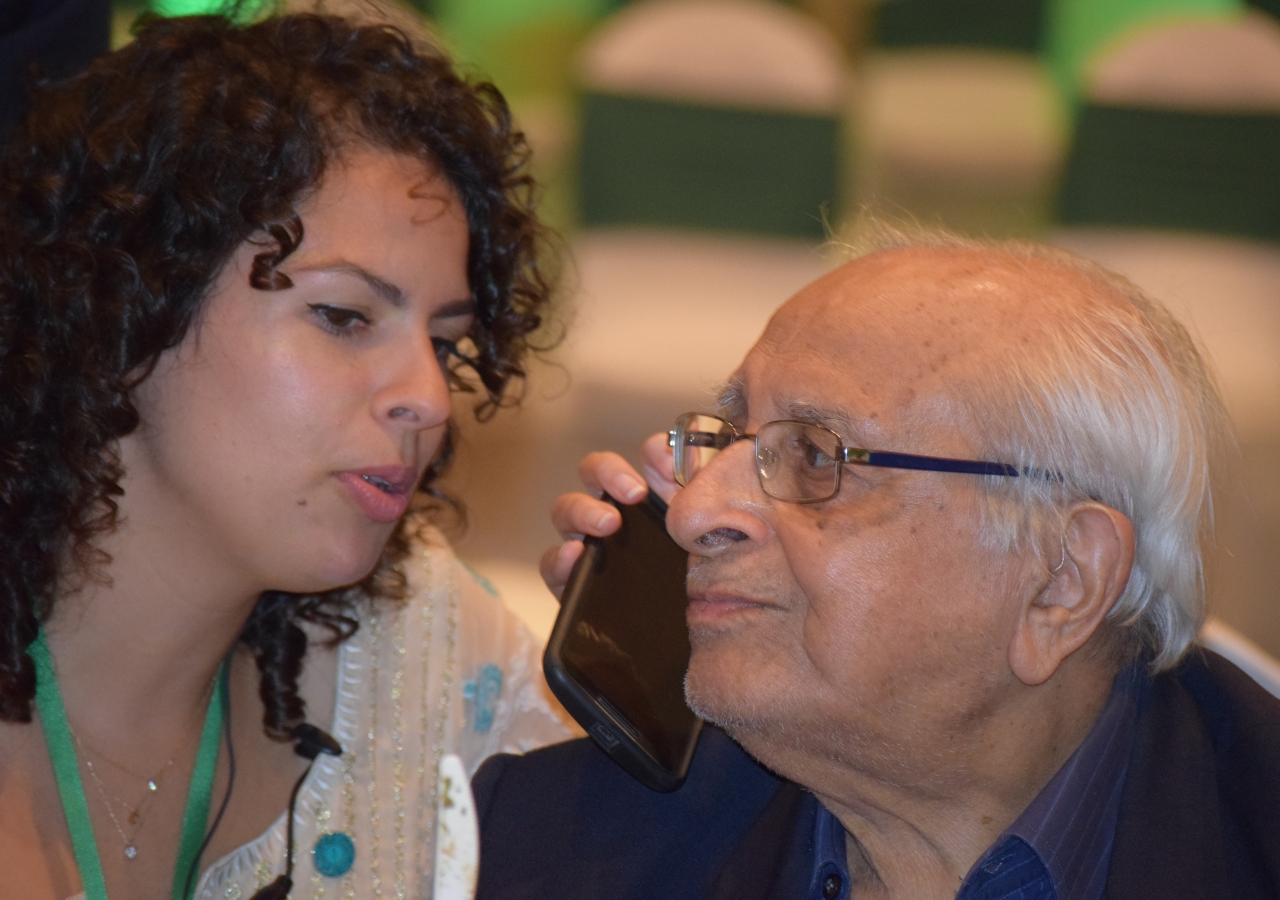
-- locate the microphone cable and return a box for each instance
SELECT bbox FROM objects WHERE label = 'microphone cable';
[248,723,344,900]
[177,650,344,900]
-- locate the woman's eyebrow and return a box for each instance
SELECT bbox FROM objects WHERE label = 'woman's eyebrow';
[434,297,477,319]
[297,260,407,306]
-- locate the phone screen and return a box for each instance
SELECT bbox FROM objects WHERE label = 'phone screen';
[545,492,703,790]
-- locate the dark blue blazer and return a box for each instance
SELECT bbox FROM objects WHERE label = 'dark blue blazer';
[474,650,1280,900]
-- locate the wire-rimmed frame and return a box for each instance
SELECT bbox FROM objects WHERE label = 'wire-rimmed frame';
[668,412,1028,504]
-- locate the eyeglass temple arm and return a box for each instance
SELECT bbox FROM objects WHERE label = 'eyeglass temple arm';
[843,448,1032,479]
[668,430,740,450]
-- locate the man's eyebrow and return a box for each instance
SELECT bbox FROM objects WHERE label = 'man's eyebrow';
[783,400,881,447]
[714,381,747,421]
[713,384,882,445]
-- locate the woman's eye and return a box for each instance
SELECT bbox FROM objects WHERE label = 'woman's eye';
[310,304,370,334]
[432,337,459,366]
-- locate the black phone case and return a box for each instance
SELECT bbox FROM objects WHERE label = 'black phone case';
[543,491,704,792]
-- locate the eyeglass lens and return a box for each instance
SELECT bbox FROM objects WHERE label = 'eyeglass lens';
[673,413,735,486]
[673,414,844,503]
[757,420,842,502]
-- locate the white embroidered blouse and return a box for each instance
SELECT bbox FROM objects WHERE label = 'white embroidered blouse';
[70,532,576,900]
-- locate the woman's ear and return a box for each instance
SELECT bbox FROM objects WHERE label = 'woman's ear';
[1008,503,1135,686]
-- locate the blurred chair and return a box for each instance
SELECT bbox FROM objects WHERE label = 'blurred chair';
[1056,11,1280,239]
[871,0,1047,53]
[1254,0,1280,22]
[1051,10,1280,660]
[1042,0,1245,103]
[850,0,1067,238]
[576,0,847,238]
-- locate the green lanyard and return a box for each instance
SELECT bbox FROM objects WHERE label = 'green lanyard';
[29,629,226,900]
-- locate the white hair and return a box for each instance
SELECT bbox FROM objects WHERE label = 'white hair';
[849,224,1232,672]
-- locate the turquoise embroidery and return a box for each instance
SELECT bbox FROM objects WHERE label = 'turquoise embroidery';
[458,561,499,597]
[462,664,504,734]
[312,831,355,877]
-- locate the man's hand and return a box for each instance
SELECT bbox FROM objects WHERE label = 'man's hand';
[540,432,679,597]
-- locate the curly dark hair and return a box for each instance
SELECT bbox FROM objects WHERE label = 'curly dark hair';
[0,10,556,735]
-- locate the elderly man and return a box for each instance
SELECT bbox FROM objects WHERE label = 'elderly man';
[473,236,1280,899]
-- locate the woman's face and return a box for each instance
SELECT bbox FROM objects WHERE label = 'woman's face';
[117,149,473,595]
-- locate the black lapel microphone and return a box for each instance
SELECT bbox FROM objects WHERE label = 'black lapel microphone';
[249,723,345,900]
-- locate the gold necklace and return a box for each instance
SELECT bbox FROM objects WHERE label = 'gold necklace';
[65,676,214,861]
[71,731,177,860]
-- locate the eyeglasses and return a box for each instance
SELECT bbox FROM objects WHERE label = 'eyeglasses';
[668,412,1027,504]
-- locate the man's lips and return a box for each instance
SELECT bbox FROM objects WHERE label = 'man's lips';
[334,466,418,523]
[686,590,775,627]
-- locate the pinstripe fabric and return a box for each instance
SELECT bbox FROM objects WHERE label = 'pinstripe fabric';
[810,667,1147,900]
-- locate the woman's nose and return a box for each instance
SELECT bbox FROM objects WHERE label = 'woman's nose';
[374,337,451,430]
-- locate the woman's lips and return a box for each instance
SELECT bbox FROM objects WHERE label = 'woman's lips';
[334,467,416,523]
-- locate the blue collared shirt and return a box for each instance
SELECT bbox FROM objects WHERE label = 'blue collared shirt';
[807,666,1149,900]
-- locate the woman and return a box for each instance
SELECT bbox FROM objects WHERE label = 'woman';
[0,10,573,900]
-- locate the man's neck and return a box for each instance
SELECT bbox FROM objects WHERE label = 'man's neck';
[732,659,1118,899]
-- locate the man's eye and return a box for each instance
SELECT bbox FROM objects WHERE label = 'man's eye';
[310,304,370,334]
[802,438,835,468]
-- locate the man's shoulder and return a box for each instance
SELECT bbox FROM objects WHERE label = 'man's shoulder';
[1177,649,1280,862]
[1171,646,1280,747]
[1107,649,1280,899]
[1155,646,1280,799]
[474,727,793,900]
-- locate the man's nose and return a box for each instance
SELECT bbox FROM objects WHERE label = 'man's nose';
[374,336,451,430]
[667,439,771,555]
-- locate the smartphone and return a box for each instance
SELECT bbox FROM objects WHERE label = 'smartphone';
[543,491,704,792]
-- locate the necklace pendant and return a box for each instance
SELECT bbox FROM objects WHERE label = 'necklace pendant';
[123,844,138,860]
[147,779,158,792]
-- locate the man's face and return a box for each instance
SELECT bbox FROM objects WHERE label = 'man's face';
[667,248,1044,785]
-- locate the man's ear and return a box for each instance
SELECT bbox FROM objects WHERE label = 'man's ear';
[1008,503,1135,686]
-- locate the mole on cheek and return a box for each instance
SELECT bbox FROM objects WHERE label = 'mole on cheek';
[297,499,308,506]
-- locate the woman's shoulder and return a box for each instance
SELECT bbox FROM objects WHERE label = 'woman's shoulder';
[397,526,514,629]
[390,526,579,756]
[377,526,550,673]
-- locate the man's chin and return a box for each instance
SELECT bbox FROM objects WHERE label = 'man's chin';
[684,661,786,736]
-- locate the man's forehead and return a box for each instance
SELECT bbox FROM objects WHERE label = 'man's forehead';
[723,246,1078,446]
[779,247,1050,339]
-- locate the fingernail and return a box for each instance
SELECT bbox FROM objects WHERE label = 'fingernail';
[621,477,646,502]
[594,509,617,531]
